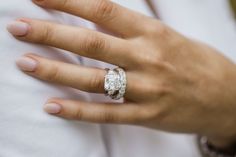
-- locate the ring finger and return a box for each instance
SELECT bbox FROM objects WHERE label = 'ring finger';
[16,54,135,96]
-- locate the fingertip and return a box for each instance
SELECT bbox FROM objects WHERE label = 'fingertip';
[32,0,45,5]
[32,0,51,8]
[24,53,41,58]
[44,103,62,114]
[7,21,30,37]
[16,56,38,72]
[46,97,63,104]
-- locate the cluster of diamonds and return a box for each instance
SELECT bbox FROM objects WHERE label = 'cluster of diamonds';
[104,69,121,96]
[104,68,127,100]
[113,68,126,100]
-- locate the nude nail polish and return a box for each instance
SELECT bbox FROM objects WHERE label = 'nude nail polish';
[7,21,29,36]
[16,57,38,72]
[44,103,62,114]
[33,0,45,4]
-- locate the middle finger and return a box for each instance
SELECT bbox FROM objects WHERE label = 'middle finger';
[8,19,133,68]
[32,0,147,37]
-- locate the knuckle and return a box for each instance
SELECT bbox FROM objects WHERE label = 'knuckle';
[93,0,117,22]
[156,22,169,36]
[61,0,71,8]
[153,108,168,124]
[140,53,163,66]
[43,64,60,81]
[139,106,168,125]
[155,83,173,97]
[135,52,164,70]
[139,108,156,120]
[146,84,169,97]
[83,34,107,56]
[38,23,54,43]
[133,107,159,125]
[141,54,175,72]
[100,110,118,123]
[137,79,172,100]
[74,108,84,120]
[88,71,104,92]
[145,21,169,37]
[151,60,168,70]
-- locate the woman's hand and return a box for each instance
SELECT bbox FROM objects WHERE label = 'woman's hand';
[7,0,236,147]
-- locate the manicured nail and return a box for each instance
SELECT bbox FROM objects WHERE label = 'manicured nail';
[33,0,45,4]
[7,21,30,36]
[44,103,62,114]
[16,56,38,72]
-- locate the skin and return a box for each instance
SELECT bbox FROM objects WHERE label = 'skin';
[8,0,236,149]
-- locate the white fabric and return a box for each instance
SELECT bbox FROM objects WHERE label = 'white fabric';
[153,0,236,61]
[0,0,235,157]
[0,1,107,157]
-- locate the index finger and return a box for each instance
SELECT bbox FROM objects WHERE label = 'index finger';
[32,0,148,37]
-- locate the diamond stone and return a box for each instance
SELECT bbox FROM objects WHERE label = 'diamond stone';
[104,70,121,95]
[113,68,126,100]
[104,68,127,100]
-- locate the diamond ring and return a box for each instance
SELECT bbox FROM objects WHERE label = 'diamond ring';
[104,67,127,100]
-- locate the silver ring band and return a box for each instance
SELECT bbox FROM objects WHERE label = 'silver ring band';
[113,68,127,100]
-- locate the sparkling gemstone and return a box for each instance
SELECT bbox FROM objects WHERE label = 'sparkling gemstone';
[104,71,121,91]
[104,68,127,100]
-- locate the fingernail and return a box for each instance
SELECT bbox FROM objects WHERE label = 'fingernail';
[16,56,38,72]
[7,21,30,36]
[44,103,62,114]
[33,0,45,4]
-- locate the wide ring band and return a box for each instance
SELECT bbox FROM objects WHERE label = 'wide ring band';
[104,67,127,100]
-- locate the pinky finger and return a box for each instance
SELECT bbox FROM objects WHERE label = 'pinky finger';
[44,98,149,124]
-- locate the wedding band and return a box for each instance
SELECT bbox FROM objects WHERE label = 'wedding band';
[113,68,127,100]
[104,67,127,100]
